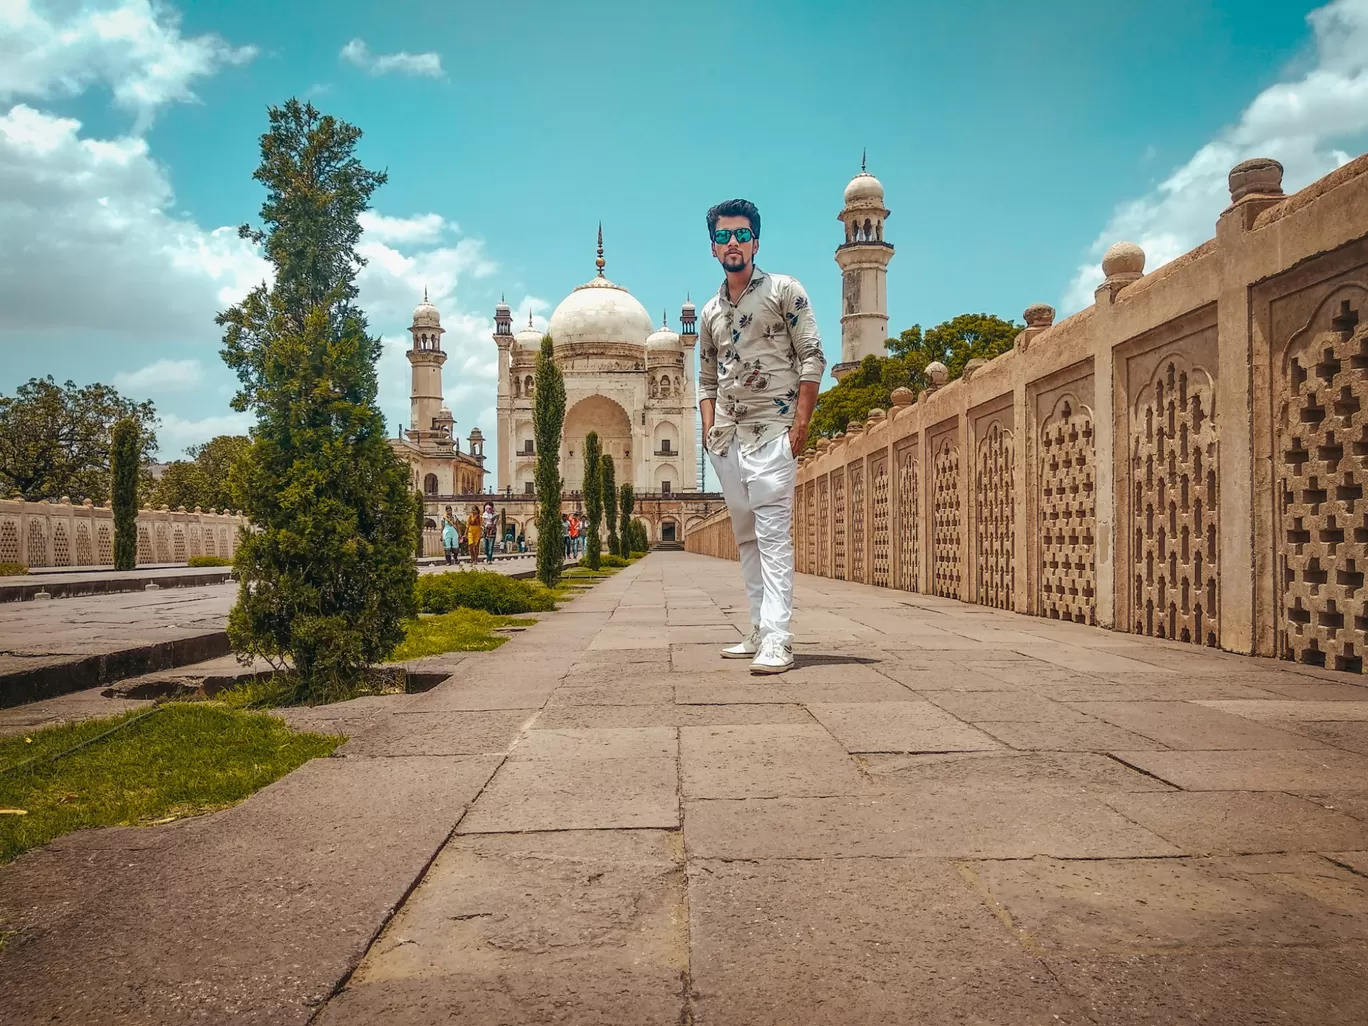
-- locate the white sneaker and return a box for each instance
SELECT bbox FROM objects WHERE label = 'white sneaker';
[750,635,794,675]
[721,625,762,659]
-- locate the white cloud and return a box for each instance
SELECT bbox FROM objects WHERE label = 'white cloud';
[359,210,452,245]
[113,357,204,393]
[339,38,443,78]
[1062,0,1368,313]
[158,410,253,458]
[0,0,256,130]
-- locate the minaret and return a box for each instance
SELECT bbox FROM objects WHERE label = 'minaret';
[832,150,894,381]
[680,295,700,491]
[493,294,514,492]
[406,288,447,446]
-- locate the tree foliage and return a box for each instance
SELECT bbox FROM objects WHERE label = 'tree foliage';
[810,312,1021,440]
[149,435,250,511]
[111,418,140,570]
[0,377,157,502]
[216,99,416,701]
[533,334,566,588]
[582,431,603,570]
[601,454,618,558]
[618,483,634,558]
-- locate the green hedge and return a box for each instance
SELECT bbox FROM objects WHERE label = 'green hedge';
[416,570,557,615]
[187,555,232,568]
[0,563,29,577]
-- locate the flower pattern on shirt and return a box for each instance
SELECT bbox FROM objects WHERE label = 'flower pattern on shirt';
[697,266,824,456]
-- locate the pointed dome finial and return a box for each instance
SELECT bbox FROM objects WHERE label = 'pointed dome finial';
[527,310,534,328]
[595,221,606,277]
[662,309,668,328]
[423,285,429,302]
[861,147,867,173]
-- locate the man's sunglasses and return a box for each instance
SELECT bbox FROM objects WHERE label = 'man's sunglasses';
[712,227,755,245]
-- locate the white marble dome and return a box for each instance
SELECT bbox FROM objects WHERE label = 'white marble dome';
[646,319,681,356]
[513,318,542,352]
[548,277,654,347]
[843,171,884,206]
[412,295,441,328]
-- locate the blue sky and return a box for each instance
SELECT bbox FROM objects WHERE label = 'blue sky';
[3,0,1367,491]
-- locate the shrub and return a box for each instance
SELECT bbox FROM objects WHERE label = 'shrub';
[0,562,29,577]
[187,555,231,568]
[597,553,631,569]
[111,417,139,570]
[416,570,556,615]
[629,551,647,560]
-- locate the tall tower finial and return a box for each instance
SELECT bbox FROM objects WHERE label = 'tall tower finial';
[861,147,867,173]
[424,285,429,302]
[595,221,605,277]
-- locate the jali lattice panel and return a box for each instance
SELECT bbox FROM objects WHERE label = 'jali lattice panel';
[817,476,831,578]
[975,421,1014,609]
[805,481,817,575]
[894,441,920,592]
[1132,359,1220,646]
[832,468,847,581]
[794,482,806,574]
[849,461,866,583]
[1039,398,1096,623]
[931,435,962,599]
[1278,306,1368,672]
[870,453,891,587]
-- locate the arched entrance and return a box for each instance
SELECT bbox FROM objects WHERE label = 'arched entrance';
[660,518,678,543]
[563,394,632,493]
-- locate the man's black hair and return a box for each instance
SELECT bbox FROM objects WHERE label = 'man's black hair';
[706,199,761,240]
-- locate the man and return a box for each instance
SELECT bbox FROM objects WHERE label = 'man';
[441,505,460,565]
[697,198,824,675]
[570,512,582,557]
[561,512,572,561]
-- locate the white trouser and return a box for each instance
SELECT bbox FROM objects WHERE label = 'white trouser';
[708,433,798,646]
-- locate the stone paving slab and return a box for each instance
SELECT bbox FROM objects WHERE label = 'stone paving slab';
[806,699,1003,753]
[1101,790,1368,854]
[1070,699,1331,750]
[340,709,537,757]
[1112,748,1368,790]
[679,724,868,799]
[857,750,1177,794]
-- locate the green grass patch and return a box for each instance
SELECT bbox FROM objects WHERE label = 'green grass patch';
[0,563,28,577]
[186,554,232,568]
[0,704,340,864]
[389,608,538,661]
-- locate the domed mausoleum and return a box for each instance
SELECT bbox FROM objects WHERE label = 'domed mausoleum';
[495,226,699,498]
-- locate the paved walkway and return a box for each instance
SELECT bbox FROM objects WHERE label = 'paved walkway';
[3,552,1368,1024]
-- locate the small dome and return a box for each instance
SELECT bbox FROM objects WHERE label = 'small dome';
[1102,241,1146,278]
[844,171,884,206]
[513,311,542,351]
[646,315,681,354]
[436,406,453,421]
[412,292,441,328]
[681,296,695,312]
[494,296,510,313]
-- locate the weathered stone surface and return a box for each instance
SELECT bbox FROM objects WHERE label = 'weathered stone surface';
[675,679,918,706]
[513,726,676,760]
[684,793,1180,859]
[1070,700,1329,750]
[342,709,536,757]
[858,750,1175,793]
[978,718,1163,751]
[1101,791,1368,854]
[688,858,1083,1025]
[457,756,679,832]
[805,700,1001,753]
[921,689,1088,722]
[1195,698,1368,721]
[1112,749,1368,791]
[533,702,809,729]
[544,681,674,707]
[679,724,867,798]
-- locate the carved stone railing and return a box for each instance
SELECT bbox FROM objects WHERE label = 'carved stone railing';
[688,154,1368,672]
[0,498,248,569]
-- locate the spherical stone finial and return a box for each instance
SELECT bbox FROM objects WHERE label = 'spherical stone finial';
[83,498,93,507]
[815,437,831,453]
[925,361,949,387]
[59,495,70,504]
[890,387,914,407]
[1023,303,1055,328]
[866,408,887,427]
[1101,241,1145,279]
[962,358,986,381]
[846,419,865,436]
[1228,157,1284,203]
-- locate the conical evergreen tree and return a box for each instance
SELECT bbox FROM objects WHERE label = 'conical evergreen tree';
[110,417,140,570]
[618,483,634,557]
[533,335,566,587]
[216,99,417,701]
[601,454,618,558]
[582,431,603,570]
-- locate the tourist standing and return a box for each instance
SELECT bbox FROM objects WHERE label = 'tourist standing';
[465,506,481,566]
[569,512,581,558]
[697,198,824,674]
[441,505,460,565]
[481,502,498,564]
[561,513,571,561]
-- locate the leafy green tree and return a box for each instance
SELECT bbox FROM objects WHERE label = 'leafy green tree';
[582,431,603,570]
[0,377,157,502]
[216,99,416,701]
[413,491,427,558]
[810,313,1021,440]
[111,418,140,570]
[150,434,251,510]
[618,482,634,557]
[601,454,618,558]
[533,334,566,587]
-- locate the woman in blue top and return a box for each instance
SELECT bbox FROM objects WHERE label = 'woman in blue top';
[441,505,461,565]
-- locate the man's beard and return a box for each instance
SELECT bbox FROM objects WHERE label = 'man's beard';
[721,253,749,273]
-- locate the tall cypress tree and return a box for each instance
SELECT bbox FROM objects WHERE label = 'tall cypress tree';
[110,417,139,570]
[582,431,602,570]
[601,454,618,558]
[216,99,417,701]
[618,483,634,557]
[533,334,566,587]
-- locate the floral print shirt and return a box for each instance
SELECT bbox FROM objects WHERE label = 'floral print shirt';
[697,266,825,457]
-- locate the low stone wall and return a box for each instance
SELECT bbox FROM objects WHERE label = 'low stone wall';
[684,508,739,562]
[0,498,247,569]
[689,154,1368,673]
